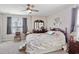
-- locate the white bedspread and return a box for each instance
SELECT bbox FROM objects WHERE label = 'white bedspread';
[21,31,66,54]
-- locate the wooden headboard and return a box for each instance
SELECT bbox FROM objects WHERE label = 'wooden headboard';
[51,28,68,43]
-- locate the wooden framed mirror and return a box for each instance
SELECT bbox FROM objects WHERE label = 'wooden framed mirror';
[33,20,47,33]
[34,20,44,30]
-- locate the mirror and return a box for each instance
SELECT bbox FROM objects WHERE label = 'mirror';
[34,20,44,30]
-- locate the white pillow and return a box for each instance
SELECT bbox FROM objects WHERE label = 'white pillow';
[47,31,55,35]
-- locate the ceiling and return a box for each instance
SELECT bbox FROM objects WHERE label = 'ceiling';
[0,4,75,16]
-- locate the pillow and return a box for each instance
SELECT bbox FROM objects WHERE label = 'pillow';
[70,32,76,36]
[47,31,55,35]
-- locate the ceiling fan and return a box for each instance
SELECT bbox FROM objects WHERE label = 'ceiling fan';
[23,4,39,14]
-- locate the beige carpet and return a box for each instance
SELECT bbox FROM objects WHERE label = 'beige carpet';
[0,40,68,54]
[46,50,68,54]
[0,40,25,54]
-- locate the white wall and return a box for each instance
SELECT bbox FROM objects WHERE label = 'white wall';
[31,16,47,31]
[47,6,76,33]
[0,14,3,42]
[24,15,47,32]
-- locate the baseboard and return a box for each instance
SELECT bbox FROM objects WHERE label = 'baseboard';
[0,40,14,44]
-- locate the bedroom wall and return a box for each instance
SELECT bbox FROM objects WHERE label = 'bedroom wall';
[22,15,48,32]
[47,5,76,33]
[30,16,47,32]
[0,14,3,42]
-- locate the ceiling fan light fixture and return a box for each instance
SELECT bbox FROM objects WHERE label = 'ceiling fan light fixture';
[26,10,32,14]
[28,10,32,13]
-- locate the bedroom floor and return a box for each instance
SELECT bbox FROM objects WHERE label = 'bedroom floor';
[0,40,68,54]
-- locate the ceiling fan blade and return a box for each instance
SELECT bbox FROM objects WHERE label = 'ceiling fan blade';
[31,5,34,8]
[22,4,39,13]
[31,9,39,12]
[22,10,27,11]
[27,4,34,8]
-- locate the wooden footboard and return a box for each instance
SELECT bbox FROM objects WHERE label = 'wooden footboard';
[51,28,68,43]
[19,44,27,53]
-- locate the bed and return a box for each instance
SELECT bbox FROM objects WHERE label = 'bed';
[19,28,67,54]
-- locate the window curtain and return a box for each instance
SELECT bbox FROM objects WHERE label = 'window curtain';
[70,8,77,33]
[7,17,12,34]
[23,18,27,33]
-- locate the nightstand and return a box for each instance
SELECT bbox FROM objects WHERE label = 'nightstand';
[14,32,21,41]
[68,36,79,54]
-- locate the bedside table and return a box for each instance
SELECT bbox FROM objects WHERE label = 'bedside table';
[68,36,79,54]
[68,41,79,54]
[14,32,21,41]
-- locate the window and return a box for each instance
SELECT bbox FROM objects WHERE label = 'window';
[7,16,27,34]
[7,17,12,34]
[76,9,79,40]
[11,17,23,34]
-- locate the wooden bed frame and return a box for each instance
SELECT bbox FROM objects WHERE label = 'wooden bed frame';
[50,28,68,43]
[19,28,68,53]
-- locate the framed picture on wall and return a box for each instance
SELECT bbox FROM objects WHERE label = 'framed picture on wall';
[55,17,60,23]
[54,17,62,26]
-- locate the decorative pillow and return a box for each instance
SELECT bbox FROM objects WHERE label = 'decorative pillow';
[70,32,76,36]
[47,31,55,35]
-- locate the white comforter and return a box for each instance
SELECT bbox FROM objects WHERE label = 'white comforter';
[21,31,66,54]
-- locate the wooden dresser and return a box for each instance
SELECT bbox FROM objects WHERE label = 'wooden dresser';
[33,29,47,33]
[68,36,79,54]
